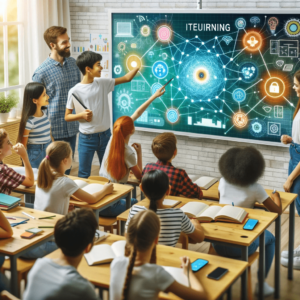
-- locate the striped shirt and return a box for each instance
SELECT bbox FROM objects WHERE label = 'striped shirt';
[25,111,51,144]
[125,205,195,247]
[0,163,25,195]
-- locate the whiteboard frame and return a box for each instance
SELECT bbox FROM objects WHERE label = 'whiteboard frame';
[108,9,297,147]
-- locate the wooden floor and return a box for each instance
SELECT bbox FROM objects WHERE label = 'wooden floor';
[78,163,300,300]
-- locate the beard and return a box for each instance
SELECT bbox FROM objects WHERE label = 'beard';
[56,45,71,58]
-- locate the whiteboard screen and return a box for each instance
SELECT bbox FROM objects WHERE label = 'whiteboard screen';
[110,10,300,145]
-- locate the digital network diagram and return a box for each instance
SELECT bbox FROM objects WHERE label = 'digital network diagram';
[111,12,300,143]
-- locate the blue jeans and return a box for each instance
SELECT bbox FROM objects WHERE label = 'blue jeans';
[27,142,51,168]
[289,142,300,215]
[99,198,138,217]
[55,135,77,175]
[21,241,58,259]
[78,129,111,178]
[213,230,275,278]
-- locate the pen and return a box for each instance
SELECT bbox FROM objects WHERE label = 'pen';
[39,215,56,219]
[22,212,35,220]
[38,226,54,228]
[187,259,190,287]
[232,202,234,206]
[272,189,277,194]
[6,217,16,220]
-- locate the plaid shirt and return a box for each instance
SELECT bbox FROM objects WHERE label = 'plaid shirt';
[32,57,81,139]
[142,160,203,199]
[0,163,25,195]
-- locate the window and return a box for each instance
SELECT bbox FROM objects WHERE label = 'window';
[0,0,24,104]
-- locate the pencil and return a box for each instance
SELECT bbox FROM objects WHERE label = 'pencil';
[38,226,54,228]
[22,211,35,219]
[39,215,56,219]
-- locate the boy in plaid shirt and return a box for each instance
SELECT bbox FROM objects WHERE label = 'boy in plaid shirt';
[142,133,203,199]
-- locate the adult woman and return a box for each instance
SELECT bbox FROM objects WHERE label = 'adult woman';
[281,70,300,269]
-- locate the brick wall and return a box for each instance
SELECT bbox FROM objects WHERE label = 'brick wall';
[69,0,297,190]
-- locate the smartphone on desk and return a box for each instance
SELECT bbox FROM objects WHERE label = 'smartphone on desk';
[207,267,228,280]
[243,219,258,230]
[191,258,209,272]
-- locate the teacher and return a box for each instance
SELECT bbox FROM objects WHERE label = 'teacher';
[281,70,300,269]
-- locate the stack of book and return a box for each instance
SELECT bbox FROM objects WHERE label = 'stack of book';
[0,194,21,210]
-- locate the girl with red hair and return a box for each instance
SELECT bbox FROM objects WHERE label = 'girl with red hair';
[99,87,165,217]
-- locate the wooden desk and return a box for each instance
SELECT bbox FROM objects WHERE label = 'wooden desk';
[7,167,133,225]
[0,206,63,296]
[46,234,248,300]
[117,196,277,300]
[203,182,297,297]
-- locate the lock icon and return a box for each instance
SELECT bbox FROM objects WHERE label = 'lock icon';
[269,82,280,93]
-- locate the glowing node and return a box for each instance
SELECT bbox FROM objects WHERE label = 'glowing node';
[285,19,300,37]
[114,65,122,75]
[268,17,279,34]
[140,25,151,37]
[166,109,179,123]
[193,67,209,84]
[233,112,248,128]
[117,42,126,52]
[116,89,133,112]
[126,54,142,71]
[243,31,262,52]
[232,88,246,103]
[249,119,266,137]
[152,61,168,79]
[264,77,285,99]
[240,62,258,82]
[157,25,172,42]
[235,18,246,30]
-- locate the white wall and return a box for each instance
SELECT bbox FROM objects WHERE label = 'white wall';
[69,0,296,190]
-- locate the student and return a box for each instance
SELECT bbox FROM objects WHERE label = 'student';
[98,86,165,217]
[125,170,204,247]
[0,129,34,195]
[17,82,53,168]
[22,141,113,259]
[213,146,282,296]
[142,132,202,199]
[0,209,13,293]
[65,51,139,178]
[110,210,207,300]
[23,208,99,300]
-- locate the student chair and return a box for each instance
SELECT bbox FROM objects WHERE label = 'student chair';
[88,176,120,235]
[208,244,259,300]
[177,232,189,249]
[1,258,36,293]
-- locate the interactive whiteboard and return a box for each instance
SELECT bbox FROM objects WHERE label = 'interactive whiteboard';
[110,10,300,145]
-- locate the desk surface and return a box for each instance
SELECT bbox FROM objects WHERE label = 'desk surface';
[117,196,278,247]
[202,182,297,212]
[0,207,63,255]
[46,234,248,300]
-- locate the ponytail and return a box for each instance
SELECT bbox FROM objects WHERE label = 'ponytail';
[141,170,169,213]
[37,141,71,189]
[106,116,134,181]
[121,247,137,300]
[121,210,160,299]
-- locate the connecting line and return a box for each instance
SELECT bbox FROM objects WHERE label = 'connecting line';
[231,30,239,58]
[258,49,271,77]
[221,100,235,114]
[259,16,267,33]
[245,79,263,91]
[152,107,166,114]
[224,124,234,135]
[138,71,151,88]
[246,96,266,116]
[141,40,159,59]
[170,40,182,53]
[284,96,294,107]
[232,47,247,60]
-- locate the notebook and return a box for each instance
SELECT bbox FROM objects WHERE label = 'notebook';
[94,230,109,244]
[11,167,39,181]
[0,194,21,210]
[163,266,189,287]
[180,202,248,224]
[192,176,219,190]
[84,240,126,266]
[73,180,104,194]
[72,93,87,123]
[163,199,181,207]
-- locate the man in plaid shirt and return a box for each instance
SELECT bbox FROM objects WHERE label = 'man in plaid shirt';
[32,26,80,174]
[142,133,203,199]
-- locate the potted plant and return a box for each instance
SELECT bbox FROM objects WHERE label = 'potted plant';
[0,93,19,123]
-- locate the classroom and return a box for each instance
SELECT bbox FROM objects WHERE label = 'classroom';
[0,0,299,299]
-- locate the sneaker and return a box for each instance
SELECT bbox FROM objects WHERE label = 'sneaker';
[255,282,274,297]
[281,245,300,258]
[281,256,300,269]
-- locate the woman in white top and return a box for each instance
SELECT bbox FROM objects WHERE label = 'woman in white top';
[110,210,207,300]
[98,87,165,217]
[281,70,300,269]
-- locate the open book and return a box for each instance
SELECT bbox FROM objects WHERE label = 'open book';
[163,267,189,287]
[163,199,181,208]
[180,202,248,224]
[84,240,126,266]
[11,167,39,181]
[190,175,219,190]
